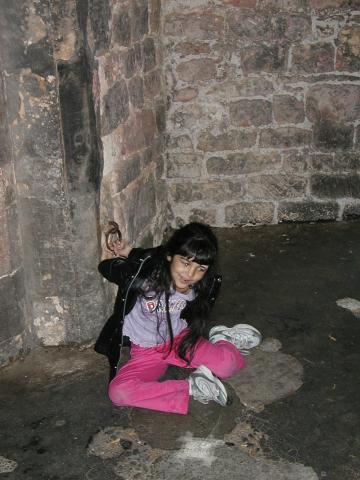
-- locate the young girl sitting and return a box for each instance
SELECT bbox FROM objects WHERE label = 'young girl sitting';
[95,222,261,415]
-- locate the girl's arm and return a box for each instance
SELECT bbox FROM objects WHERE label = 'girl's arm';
[98,240,140,286]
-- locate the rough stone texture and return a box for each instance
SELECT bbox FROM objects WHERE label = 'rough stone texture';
[278,201,339,222]
[163,1,360,226]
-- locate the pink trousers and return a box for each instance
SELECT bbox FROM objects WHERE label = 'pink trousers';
[108,329,245,415]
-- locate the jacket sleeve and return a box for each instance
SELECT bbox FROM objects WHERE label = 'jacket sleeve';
[98,249,144,286]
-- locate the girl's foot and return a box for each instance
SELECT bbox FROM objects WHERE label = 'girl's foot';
[209,324,262,355]
[189,365,228,406]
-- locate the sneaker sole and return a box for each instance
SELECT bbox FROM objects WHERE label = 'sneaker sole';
[210,323,262,339]
[193,365,228,407]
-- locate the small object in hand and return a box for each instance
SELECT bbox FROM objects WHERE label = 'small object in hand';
[105,221,122,255]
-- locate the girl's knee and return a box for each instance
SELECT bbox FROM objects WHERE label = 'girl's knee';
[108,378,131,406]
[215,348,246,378]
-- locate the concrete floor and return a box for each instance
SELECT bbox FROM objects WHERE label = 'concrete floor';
[1,222,360,480]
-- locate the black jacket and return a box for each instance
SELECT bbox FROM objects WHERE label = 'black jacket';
[95,246,222,378]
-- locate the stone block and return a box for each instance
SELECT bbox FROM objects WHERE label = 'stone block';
[173,87,198,102]
[167,153,202,178]
[225,202,274,224]
[310,0,360,8]
[164,13,224,41]
[273,95,305,124]
[174,42,211,56]
[102,79,129,135]
[291,43,334,73]
[122,47,137,79]
[125,175,157,239]
[130,0,149,42]
[259,127,312,148]
[111,154,141,192]
[170,180,243,203]
[90,0,111,52]
[112,9,131,47]
[257,0,311,11]
[206,78,274,99]
[197,130,257,151]
[144,70,162,100]
[310,152,360,173]
[143,37,157,72]
[150,0,161,33]
[207,152,281,175]
[282,151,309,174]
[128,76,144,109]
[311,174,360,198]
[221,0,256,6]
[336,25,360,72]
[155,102,166,133]
[278,201,338,222]
[230,99,272,127]
[247,174,306,199]
[176,59,217,82]
[241,44,288,74]
[306,84,360,123]
[167,135,194,151]
[313,119,353,151]
[189,208,217,224]
[343,202,360,220]
[0,270,25,341]
[228,11,311,44]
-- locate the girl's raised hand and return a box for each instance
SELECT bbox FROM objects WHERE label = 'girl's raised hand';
[111,240,132,258]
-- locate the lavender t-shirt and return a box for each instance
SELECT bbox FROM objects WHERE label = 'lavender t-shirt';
[123,288,195,347]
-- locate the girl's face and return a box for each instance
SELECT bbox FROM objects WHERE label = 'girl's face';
[167,255,209,293]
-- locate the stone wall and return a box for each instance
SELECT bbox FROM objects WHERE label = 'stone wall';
[0,0,166,364]
[164,0,360,226]
[95,0,167,245]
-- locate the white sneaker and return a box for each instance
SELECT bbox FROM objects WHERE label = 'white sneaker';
[209,323,262,355]
[189,365,228,406]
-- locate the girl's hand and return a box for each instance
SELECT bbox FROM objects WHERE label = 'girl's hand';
[102,240,132,260]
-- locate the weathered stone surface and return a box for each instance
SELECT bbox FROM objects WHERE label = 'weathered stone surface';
[225,202,274,224]
[241,44,288,73]
[257,0,310,10]
[144,69,162,99]
[155,102,166,133]
[207,152,281,175]
[228,12,311,44]
[221,0,256,6]
[173,87,198,102]
[310,0,360,8]
[174,42,211,55]
[291,42,335,73]
[247,174,306,199]
[343,202,360,220]
[259,127,312,148]
[150,0,161,33]
[198,130,257,151]
[111,154,141,192]
[310,152,360,173]
[189,208,217,224]
[176,59,217,82]
[112,9,131,47]
[164,12,224,40]
[306,84,360,123]
[336,25,360,72]
[167,153,202,178]
[123,110,157,153]
[313,119,353,150]
[143,37,157,72]
[102,79,129,134]
[230,99,272,127]
[168,134,194,151]
[170,180,243,203]
[128,76,144,109]
[282,151,309,174]
[273,95,305,124]
[130,0,149,41]
[278,201,339,222]
[311,174,360,198]
[208,78,274,98]
[90,0,111,53]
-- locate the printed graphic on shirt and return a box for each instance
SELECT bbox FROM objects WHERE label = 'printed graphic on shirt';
[144,298,187,314]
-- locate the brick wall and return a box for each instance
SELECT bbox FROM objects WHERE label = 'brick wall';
[164,0,360,226]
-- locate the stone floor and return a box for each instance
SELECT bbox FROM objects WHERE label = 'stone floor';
[1,221,360,480]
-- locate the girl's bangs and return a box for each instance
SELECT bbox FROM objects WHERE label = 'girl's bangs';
[178,238,216,265]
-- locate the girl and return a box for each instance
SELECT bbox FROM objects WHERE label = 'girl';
[95,222,261,415]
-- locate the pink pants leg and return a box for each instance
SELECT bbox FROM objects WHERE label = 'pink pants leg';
[108,330,246,415]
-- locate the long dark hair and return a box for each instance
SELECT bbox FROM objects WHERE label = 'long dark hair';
[140,222,219,363]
